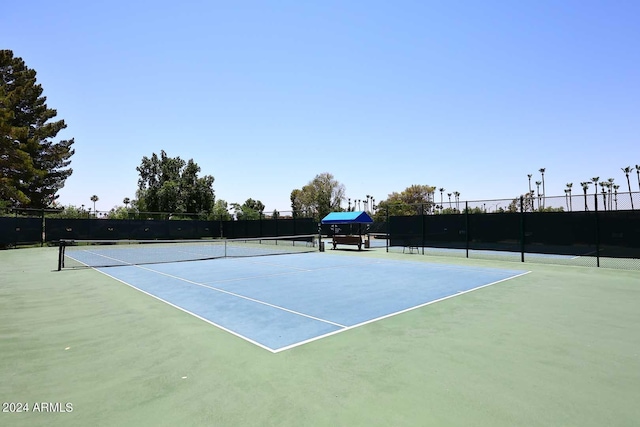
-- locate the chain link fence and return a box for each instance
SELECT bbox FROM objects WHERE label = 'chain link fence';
[377,191,640,270]
[3,192,640,271]
[0,207,316,247]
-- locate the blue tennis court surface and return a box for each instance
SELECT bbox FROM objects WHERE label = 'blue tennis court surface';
[94,254,529,352]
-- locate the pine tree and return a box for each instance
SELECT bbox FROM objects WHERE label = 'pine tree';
[0,50,74,207]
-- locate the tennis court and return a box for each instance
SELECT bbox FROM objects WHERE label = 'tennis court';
[84,253,528,352]
[1,241,639,426]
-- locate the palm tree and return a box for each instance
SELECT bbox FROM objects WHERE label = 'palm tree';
[453,191,460,211]
[439,188,445,213]
[539,168,546,208]
[613,184,620,210]
[90,195,99,215]
[447,193,452,209]
[636,165,640,192]
[535,181,541,210]
[591,177,599,209]
[599,183,607,211]
[123,197,131,209]
[607,178,614,210]
[564,189,570,211]
[566,183,573,211]
[622,166,635,210]
[365,194,371,212]
[580,182,590,211]
[527,174,532,195]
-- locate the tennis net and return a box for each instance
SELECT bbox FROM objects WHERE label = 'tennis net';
[57,234,318,270]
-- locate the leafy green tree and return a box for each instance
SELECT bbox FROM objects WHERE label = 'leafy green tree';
[290,173,346,220]
[508,192,563,212]
[210,199,231,220]
[135,150,214,213]
[231,198,265,220]
[373,184,436,220]
[290,189,304,217]
[507,192,535,213]
[463,206,485,214]
[537,206,565,212]
[0,50,74,207]
[47,205,86,219]
[107,206,131,219]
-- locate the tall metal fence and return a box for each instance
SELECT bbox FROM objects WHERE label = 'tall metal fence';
[381,192,640,270]
[3,192,639,270]
[0,208,316,247]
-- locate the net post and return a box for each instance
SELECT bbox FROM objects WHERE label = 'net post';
[57,240,65,271]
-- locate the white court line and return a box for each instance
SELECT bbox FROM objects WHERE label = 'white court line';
[273,270,533,353]
[202,269,313,285]
[236,258,312,272]
[133,265,347,328]
[80,249,134,265]
[92,268,278,353]
[67,250,346,338]
[68,250,532,353]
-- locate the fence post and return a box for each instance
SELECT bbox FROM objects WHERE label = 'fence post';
[421,203,425,255]
[594,193,600,267]
[41,208,45,247]
[520,196,525,262]
[13,207,17,247]
[465,201,469,258]
[386,206,389,253]
[292,211,296,236]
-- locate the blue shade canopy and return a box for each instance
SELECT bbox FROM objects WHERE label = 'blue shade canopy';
[321,211,374,224]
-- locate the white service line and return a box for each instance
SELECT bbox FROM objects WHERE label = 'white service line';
[273,270,533,353]
[135,264,347,328]
[92,268,277,353]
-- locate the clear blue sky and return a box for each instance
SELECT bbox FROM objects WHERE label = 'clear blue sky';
[3,0,639,212]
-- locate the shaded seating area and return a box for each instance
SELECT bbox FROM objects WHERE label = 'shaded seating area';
[321,211,374,250]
